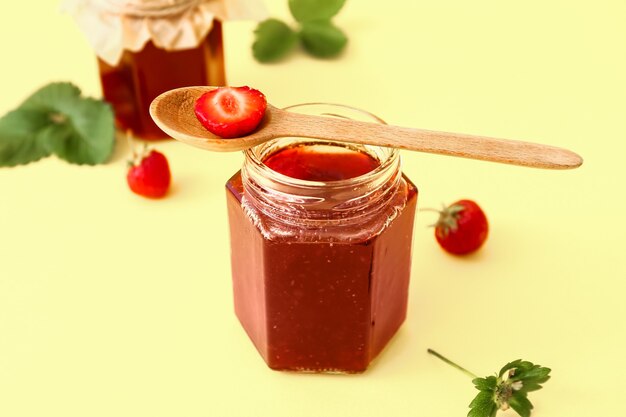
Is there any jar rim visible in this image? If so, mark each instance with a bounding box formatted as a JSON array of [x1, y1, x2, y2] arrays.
[[243, 103, 399, 189]]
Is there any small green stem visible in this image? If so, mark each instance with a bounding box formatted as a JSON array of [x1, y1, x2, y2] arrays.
[[49, 112, 67, 124], [427, 349, 479, 379]]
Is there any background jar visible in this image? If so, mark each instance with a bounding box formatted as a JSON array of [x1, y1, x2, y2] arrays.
[[225, 104, 419, 373], [65, 0, 264, 140], [97, 20, 225, 140]]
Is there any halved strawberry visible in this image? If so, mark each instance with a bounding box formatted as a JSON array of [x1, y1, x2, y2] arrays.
[[194, 86, 267, 139]]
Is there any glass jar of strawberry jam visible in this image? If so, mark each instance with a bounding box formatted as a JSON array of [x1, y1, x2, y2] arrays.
[[226, 104, 418, 373], [65, 0, 265, 140], [96, 21, 226, 140]]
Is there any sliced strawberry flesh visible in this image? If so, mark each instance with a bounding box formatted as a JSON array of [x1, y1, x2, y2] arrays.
[[194, 86, 267, 139]]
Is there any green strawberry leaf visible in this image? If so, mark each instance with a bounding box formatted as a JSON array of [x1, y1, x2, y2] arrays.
[[289, 0, 346, 23], [299, 20, 348, 58], [45, 97, 115, 165], [429, 350, 552, 417], [22, 82, 115, 164], [468, 390, 497, 417], [20, 82, 82, 110], [0, 82, 115, 166], [514, 365, 551, 382], [519, 378, 551, 393], [509, 392, 533, 417], [499, 360, 551, 393], [0, 109, 53, 167], [499, 359, 524, 377], [252, 18, 299, 62], [473, 376, 497, 391]]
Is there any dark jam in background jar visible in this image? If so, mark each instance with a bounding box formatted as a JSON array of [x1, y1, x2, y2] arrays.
[[98, 21, 225, 140], [226, 104, 418, 373]]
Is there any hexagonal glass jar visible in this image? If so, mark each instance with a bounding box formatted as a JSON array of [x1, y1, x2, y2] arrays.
[[225, 104, 418, 373]]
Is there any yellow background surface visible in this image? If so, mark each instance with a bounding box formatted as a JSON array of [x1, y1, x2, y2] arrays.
[[1, 1, 625, 416]]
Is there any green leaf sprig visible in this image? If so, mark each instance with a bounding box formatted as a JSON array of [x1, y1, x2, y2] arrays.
[[0, 82, 115, 167], [253, 0, 348, 62], [428, 349, 551, 417]]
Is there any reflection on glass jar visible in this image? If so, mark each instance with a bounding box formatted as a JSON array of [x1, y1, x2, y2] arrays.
[[226, 104, 418, 373]]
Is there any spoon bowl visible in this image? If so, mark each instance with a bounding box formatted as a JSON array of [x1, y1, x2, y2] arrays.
[[150, 86, 273, 152], [150, 86, 583, 169]]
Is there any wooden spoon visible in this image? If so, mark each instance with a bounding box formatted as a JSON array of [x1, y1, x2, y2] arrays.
[[150, 86, 582, 169]]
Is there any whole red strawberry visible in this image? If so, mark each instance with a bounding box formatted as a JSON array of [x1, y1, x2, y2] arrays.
[[127, 149, 171, 198], [194, 86, 267, 138], [433, 200, 489, 255]]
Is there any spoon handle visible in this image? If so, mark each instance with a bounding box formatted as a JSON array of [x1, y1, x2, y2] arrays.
[[276, 111, 583, 169]]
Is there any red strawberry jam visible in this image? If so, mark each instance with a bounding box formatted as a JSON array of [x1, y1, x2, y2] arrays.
[[263, 145, 380, 181], [226, 136, 417, 373]]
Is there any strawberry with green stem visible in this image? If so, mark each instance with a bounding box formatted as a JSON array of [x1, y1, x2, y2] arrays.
[[425, 199, 489, 255], [126, 135, 171, 198]]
